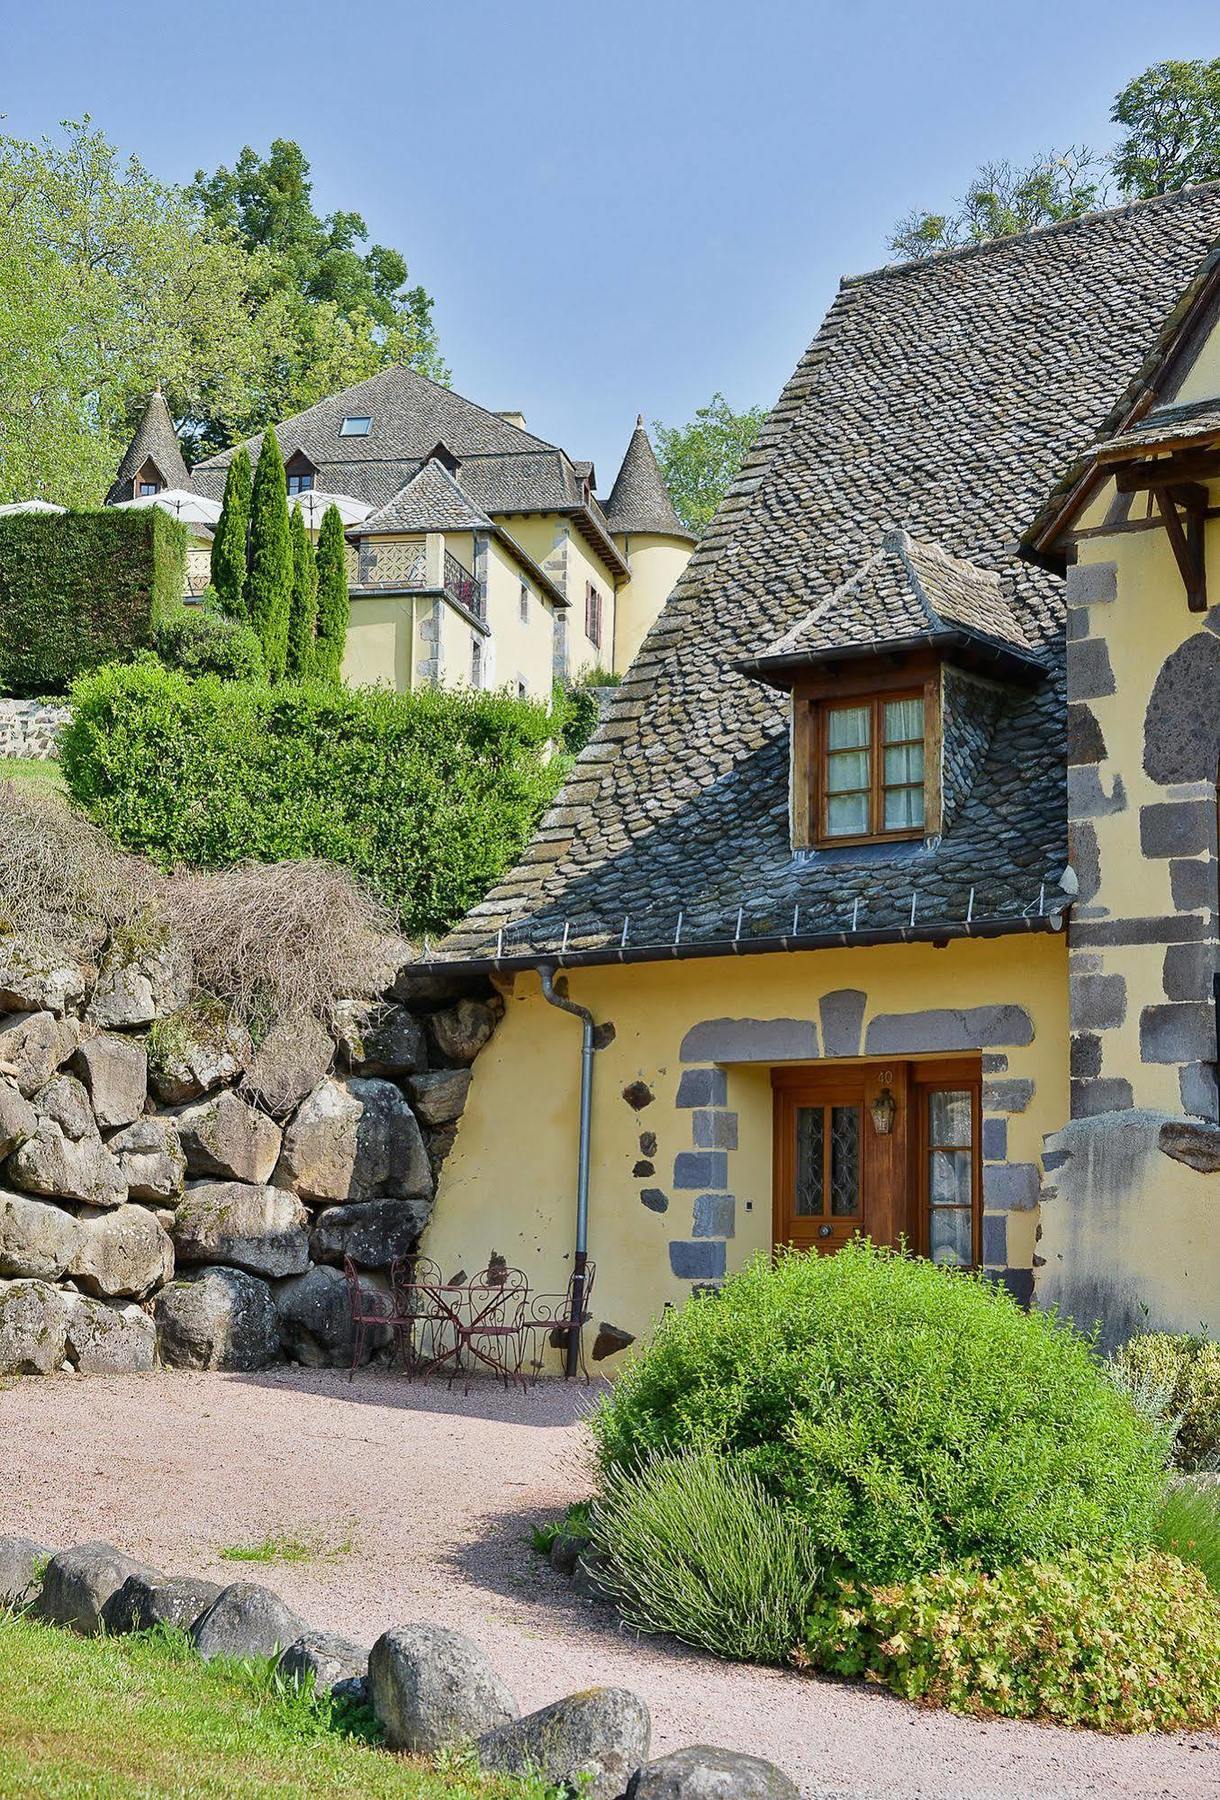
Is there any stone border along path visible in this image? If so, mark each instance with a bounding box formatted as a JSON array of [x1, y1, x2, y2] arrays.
[[2, 1371, 1217, 1798]]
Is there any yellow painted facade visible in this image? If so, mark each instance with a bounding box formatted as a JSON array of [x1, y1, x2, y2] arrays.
[[612, 533, 691, 671], [424, 935, 1068, 1354]]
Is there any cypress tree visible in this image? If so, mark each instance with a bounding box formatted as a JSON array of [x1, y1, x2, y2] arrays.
[[313, 504, 350, 684], [246, 427, 293, 681], [286, 505, 318, 680], [210, 446, 252, 619]]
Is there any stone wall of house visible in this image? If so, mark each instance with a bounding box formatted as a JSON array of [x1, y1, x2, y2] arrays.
[[0, 941, 499, 1376], [0, 700, 69, 761]]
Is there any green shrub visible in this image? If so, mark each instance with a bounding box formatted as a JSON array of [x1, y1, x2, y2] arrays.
[[248, 428, 292, 681], [211, 447, 252, 620], [0, 509, 187, 696], [1111, 1331, 1220, 1471], [529, 1500, 592, 1557], [61, 659, 561, 938], [313, 505, 349, 684], [1155, 1478, 1220, 1589], [592, 1243, 1166, 1585], [589, 1451, 822, 1664], [154, 604, 265, 681], [286, 510, 318, 680], [552, 668, 621, 756], [800, 1551, 1220, 1731]]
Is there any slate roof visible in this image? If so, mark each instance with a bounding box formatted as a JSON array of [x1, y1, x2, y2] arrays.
[[350, 458, 493, 535], [605, 417, 695, 541], [106, 390, 192, 505], [1090, 394, 1220, 458], [440, 185, 1220, 966], [740, 529, 1041, 681]]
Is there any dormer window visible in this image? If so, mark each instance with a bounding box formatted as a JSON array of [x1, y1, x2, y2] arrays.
[[138, 481, 160, 497], [287, 472, 314, 495], [822, 692, 925, 841], [339, 416, 372, 437]]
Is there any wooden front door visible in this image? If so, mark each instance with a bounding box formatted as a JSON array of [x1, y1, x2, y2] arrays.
[[772, 1059, 981, 1262]]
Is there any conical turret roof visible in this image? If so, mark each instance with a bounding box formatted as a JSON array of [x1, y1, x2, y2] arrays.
[[106, 389, 192, 505], [604, 416, 695, 541]]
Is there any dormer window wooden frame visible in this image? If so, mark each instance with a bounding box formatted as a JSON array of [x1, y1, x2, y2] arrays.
[[791, 655, 942, 850]]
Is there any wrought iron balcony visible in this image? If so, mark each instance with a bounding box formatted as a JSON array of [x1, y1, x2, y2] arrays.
[[444, 550, 485, 621]]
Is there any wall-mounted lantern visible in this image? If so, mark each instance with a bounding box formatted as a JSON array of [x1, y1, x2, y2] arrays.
[[870, 1085, 897, 1136]]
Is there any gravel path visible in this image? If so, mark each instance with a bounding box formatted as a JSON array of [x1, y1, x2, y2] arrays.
[[1, 1367, 1215, 1798]]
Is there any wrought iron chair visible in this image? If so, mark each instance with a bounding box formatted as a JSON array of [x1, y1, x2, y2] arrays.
[[445, 1262, 530, 1391], [519, 1260, 597, 1383], [388, 1255, 452, 1376], [342, 1256, 405, 1381]]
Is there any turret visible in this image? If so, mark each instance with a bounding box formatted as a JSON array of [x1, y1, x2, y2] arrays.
[[106, 388, 192, 506], [605, 415, 694, 671]]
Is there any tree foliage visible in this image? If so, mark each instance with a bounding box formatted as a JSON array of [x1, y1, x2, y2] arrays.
[[313, 505, 350, 684], [286, 506, 318, 680], [889, 57, 1220, 259], [211, 447, 252, 619], [246, 429, 292, 681], [653, 394, 767, 536]]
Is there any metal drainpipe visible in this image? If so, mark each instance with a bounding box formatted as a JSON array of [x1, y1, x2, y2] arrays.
[[538, 964, 595, 1377]]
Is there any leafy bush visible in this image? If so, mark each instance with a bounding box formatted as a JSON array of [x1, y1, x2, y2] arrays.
[[588, 1451, 822, 1664], [0, 509, 186, 696], [1111, 1331, 1220, 1471], [552, 668, 622, 756], [529, 1501, 592, 1557], [800, 1552, 1220, 1731], [61, 658, 561, 938], [154, 603, 265, 681], [592, 1243, 1166, 1585], [1155, 1479, 1220, 1589]]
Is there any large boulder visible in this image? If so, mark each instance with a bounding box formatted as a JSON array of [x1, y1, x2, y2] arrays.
[[148, 1008, 253, 1105], [276, 1078, 432, 1204], [190, 1582, 307, 1661], [108, 1117, 186, 1203], [345, 1005, 427, 1079], [368, 1624, 518, 1753], [8, 1079, 128, 1210], [32, 1073, 96, 1139], [38, 1542, 158, 1635], [274, 1262, 390, 1367], [0, 1011, 79, 1097], [0, 1276, 70, 1373], [70, 1204, 173, 1300], [0, 1191, 81, 1281], [407, 1069, 471, 1127], [277, 1631, 369, 1696], [154, 1266, 280, 1370], [71, 1034, 147, 1130], [242, 1014, 333, 1117], [0, 1535, 51, 1607], [627, 1748, 801, 1799], [478, 1687, 651, 1800], [102, 1570, 224, 1635], [308, 1198, 431, 1271], [88, 940, 191, 1028], [172, 1091, 282, 1186], [0, 939, 89, 1017], [428, 998, 496, 1066], [391, 967, 484, 1008], [0, 1079, 36, 1157], [173, 1182, 309, 1278], [64, 1295, 157, 1372]]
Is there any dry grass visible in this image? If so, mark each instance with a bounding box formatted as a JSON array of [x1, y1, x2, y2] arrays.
[[0, 780, 403, 1027]]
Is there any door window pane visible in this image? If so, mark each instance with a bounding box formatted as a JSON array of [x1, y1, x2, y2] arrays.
[[930, 1148, 972, 1206], [929, 1090, 972, 1144], [795, 1107, 825, 1216], [830, 1105, 861, 1216], [929, 1207, 973, 1267]]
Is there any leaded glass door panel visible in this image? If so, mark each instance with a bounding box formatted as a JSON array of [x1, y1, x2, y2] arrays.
[[773, 1073, 868, 1254]]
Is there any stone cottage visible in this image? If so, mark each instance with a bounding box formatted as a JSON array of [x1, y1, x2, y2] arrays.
[[421, 184, 1220, 1355]]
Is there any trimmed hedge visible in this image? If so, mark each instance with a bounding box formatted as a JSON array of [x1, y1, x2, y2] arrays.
[[0, 509, 187, 697], [592, 1243, 1167, 1585], [61, 658, 561, 937], [801, 1551, 1220, 1731], [153, 603, 265, 681]]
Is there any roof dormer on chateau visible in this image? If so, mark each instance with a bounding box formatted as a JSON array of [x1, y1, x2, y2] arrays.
[[105, 369, 693, 701]]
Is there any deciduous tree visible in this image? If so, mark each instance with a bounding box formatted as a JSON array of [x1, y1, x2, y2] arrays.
[[653, 395, 767, 537]]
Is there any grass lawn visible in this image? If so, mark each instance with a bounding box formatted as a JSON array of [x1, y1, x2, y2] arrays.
[[0, 1615, 559, 1800], [0, 756, 64, 790]]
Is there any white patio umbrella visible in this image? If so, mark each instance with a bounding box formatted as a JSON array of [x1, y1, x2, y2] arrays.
[[0, 498, 66, 515], [113, 488, 222, 527], [288, 489, 372, 528]]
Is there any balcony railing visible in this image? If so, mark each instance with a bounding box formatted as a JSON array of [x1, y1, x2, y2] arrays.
[[356, 537, 484, 620], [444, 550, 484, 621]]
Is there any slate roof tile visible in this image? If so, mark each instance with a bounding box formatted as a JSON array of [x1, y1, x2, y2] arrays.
[[106, 391, 192, 505], [605, 417, 695, 541]]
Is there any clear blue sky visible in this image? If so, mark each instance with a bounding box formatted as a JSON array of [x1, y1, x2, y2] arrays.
[[3, 1, 1217, 483]]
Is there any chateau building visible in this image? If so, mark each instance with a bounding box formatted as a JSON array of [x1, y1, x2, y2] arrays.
[[108, 372, 693, 700]]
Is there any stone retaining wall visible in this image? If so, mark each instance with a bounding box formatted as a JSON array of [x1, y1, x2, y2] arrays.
[[0, 699, 69, 761], [0, 940, 499, 1375]]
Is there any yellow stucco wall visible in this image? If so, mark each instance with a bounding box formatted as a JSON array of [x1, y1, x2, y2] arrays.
[[344, 595, 415, 691], [482, 541, 555, 701], [508, 515, 618, 677], [612, 533, 690, 672], [424, 933, 1068, 1359]]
